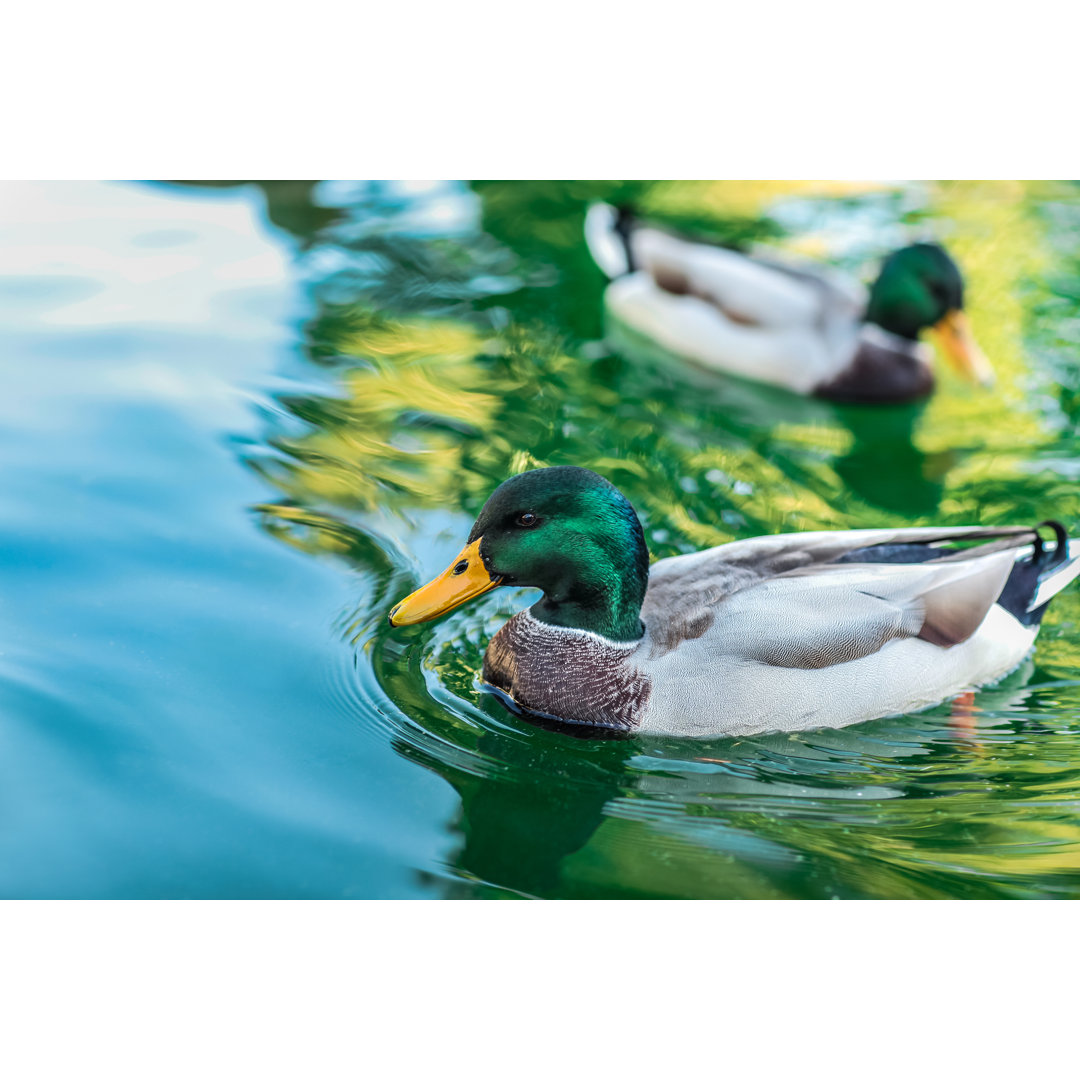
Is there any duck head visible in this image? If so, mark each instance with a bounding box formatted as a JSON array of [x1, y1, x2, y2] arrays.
[[866, 243, 993, 387], [389, 466, 649, 642]]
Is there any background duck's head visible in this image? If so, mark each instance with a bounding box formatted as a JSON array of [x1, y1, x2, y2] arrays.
[[389, 466, 649, 641], [866, 243, 994, 386]]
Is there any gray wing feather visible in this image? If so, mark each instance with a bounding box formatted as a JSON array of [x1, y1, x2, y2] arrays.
[[643, 528, 1028, 666], [716, 577, 923, 669], [648, 525, 1031, 585]]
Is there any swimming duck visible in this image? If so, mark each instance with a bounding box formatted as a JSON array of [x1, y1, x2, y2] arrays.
[[389, 467, 1078, 737], [584, 204, 994, 402]]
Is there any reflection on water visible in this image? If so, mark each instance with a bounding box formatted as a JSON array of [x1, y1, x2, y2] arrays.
[[3, 180, 1080, 897]]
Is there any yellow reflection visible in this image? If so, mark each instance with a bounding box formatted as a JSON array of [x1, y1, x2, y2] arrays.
[[918, 181, 1049, 480], [265, 310, 504, 513], [644, 180, 890, 220]]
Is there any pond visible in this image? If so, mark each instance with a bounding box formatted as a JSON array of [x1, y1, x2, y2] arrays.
[[3, 179, 1080, 898]]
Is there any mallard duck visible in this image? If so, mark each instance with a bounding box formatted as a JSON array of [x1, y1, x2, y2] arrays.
[[389, 467, 1078, 738], [584, 204, 994, 402]]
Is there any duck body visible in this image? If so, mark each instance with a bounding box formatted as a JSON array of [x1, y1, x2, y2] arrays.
[[484, 526, 1073, 737], [585, 204, 990, 401], [390, 468, 1078, 739]]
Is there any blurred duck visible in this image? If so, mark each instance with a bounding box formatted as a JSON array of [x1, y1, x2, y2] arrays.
[[585, 204, 994, 402], [390, 467, 1078, 738]]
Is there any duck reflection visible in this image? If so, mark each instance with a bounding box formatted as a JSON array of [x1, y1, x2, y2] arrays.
[[394, 698, 1024, 900], [430, 720, 634, 898], [830, 401, 954, 516], [606, 323, 953, 516]]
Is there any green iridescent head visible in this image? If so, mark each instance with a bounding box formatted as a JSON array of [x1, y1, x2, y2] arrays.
[[389, 467, 649, 642], [865, 243, 993, 384], [866, 243, 963, 338]]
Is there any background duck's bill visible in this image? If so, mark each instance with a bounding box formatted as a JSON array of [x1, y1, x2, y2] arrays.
[[932, 309, 995, 387], [388, 538, 502, 626]]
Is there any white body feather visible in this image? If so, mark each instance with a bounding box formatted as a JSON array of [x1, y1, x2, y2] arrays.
[[637, 603, 1036, 736], [606, 271, 857, 393]]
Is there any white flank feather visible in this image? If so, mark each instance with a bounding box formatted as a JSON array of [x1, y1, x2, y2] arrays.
[[1030, 540, 1080, 611]]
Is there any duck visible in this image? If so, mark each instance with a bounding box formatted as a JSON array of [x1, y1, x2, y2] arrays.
[[389, 466, 1079, 738], [584, 203, 994, 402]]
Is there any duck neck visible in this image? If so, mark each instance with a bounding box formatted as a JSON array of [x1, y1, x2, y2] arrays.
[[529, 531, 649, 643]]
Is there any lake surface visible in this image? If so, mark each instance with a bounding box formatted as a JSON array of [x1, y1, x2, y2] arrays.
[[3, 179, 1080, 898]]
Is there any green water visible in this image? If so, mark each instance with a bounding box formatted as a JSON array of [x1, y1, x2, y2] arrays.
[[4, 180, 1080, 898]]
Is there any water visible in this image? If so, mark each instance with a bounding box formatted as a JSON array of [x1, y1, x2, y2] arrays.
[[3, 179, 1080, 899]]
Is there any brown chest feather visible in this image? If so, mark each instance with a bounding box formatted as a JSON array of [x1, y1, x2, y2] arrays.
[[815, 338, 934, 403], [482, 614, 651, 732]]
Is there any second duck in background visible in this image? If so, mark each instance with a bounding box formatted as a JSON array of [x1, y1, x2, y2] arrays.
[[585, 203, 994, 403]]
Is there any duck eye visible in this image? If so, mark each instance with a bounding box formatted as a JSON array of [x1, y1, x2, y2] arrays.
[[516, 512, 538, 528]]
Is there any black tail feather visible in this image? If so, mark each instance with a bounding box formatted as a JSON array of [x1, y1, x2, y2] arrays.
[[837, 521, 1075, 628], [998, 521, 1072, 625], [613, 204, 637, 273]]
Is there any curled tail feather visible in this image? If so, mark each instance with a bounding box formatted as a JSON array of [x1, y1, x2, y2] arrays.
[[997, 521, 1079, 624]]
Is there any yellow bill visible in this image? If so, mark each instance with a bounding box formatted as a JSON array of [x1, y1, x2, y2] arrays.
[[388, 538, 502, 626], [931, 309, 994, 387]]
